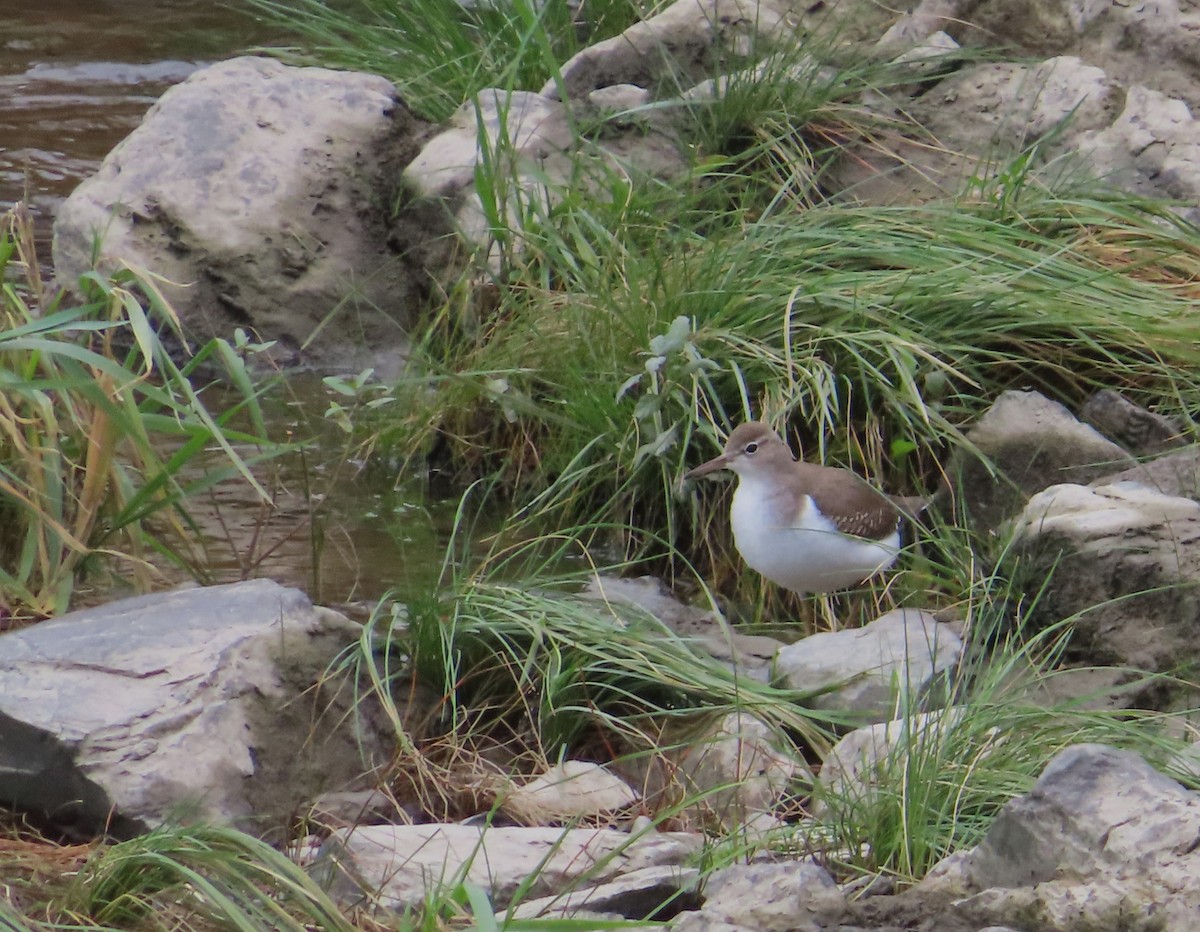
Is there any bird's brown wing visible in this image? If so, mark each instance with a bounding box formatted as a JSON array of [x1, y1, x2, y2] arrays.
[[799, 464, 903, 541]]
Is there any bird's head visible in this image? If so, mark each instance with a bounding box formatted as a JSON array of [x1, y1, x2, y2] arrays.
[[685, 421, 794, 479]]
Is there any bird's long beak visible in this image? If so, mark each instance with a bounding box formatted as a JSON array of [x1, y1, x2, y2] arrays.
[[685, 452, 731, 480]]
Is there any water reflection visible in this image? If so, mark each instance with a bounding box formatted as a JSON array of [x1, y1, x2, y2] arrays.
[[0, 0, 272, 240]]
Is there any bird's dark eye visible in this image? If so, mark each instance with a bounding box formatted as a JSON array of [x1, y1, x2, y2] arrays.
[[744, 442, 759, 455]]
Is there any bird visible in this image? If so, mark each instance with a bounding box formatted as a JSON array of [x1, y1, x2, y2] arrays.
[[685, 421, 926, 595]]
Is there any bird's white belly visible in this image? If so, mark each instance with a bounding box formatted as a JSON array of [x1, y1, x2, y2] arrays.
[[730, 483, 900, 594]]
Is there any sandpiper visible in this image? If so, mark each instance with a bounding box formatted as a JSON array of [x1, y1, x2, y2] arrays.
[[686, 421, 925, 594]]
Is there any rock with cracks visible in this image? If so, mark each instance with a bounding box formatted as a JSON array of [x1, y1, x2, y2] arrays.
[[316, 823, 702, 913], [0, 579, 392, 837]]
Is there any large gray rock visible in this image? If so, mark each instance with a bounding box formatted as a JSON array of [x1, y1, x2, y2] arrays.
[[1014, 481, 1200, 677], [774, 608, 962, 722], [811, 744, 1200, 930], [1072, 84, 1200, 210], [948, 390, 1136, 530], [965, 745, 1200, 888], [53, 56, 426, 371], [0, 580, 392, 836], [912, 57, 1120, 154], [316, 822, 703, 913], [930, 744, 1200, 931], [832, 0, 1200, 216]]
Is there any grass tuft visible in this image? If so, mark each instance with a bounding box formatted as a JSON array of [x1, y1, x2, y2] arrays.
[[0, 205, 283, 618]]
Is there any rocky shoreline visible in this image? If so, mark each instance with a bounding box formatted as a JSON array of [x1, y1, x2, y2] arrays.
[[16, 0, 1200, 927]]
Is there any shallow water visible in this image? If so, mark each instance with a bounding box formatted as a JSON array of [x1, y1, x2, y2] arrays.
[[1, 0, 274, 248], [2, 2, 472, 608]]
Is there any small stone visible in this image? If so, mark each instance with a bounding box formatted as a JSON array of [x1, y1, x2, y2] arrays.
[[503, 760, 639, 824], [1080, 389, 1185, 456]]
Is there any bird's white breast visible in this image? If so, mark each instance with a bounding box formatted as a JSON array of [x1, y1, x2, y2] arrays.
[[730, 475, 900, 594]]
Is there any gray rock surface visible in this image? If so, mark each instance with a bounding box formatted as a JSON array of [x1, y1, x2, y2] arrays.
[[774, 608, 962, 722], [948, 389, 1136, 530], [817, 708, 963, 807], [912, 56, 1120, 154], [512, 864, 701, 920], [952, 0, 1200, 112], [939, 744, 1200, 931], [401, 85, 686, 275], [316, 822, 702, 913], [1079, 390, 1187, 457], [781, 744, 1200, 930], [672, 861, 846, 932], [671, 712, 803, 832], [1098, 444, 1200, 501], [53, 56, 425, 371], [546, 0, 793, 100], [1014, 481, 1200, 676], [502, 760, 639, 825], [0, 579, 391, 836], [834, 0, 1200, 220]]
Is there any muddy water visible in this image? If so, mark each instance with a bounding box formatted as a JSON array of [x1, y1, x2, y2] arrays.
[[183, 377, 463, 608], [1, 0, 274, 248], [3, 2, 471, 607]]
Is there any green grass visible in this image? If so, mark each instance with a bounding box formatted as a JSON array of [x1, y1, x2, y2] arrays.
[[381, 171, 1200, 608], [244, 0, 652, 122], [57, 824, 353, 931], [270, 7, 1200, 605], [0, 206, 283, 617]]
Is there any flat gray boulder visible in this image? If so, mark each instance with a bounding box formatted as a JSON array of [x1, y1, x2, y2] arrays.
[[316, 823, 702, 913], [773, 608, 962, 722], [53, 56, 426, 371], [0, 579, 393, 836]]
